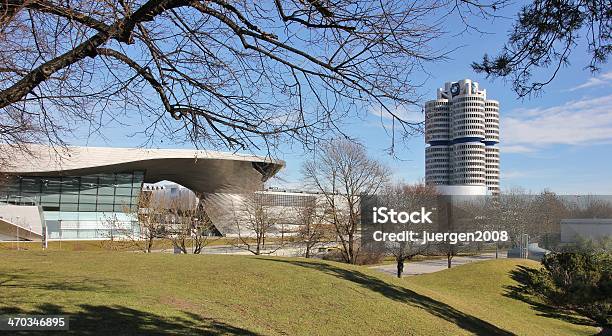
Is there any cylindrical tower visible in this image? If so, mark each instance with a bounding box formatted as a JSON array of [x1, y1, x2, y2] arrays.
[[484, 146, 500, 193], [484, 100, 500, 194], [425, 99, 451, 185], [425, 145, 450, 185], [449, 79, 486, 186], [451, 142, 486, 185], [425, 79, 500, 195]]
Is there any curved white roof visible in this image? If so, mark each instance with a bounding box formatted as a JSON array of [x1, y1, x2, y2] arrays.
[[2, 145, 284, 193]]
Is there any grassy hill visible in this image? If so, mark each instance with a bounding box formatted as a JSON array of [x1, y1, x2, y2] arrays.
[[0, 251, 598, 335]]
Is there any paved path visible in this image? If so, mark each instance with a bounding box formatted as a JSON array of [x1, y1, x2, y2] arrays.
[[154, 243, 335, 257], [371, 252, 506, 277]]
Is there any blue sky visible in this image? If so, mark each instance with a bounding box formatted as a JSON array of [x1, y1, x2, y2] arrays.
[[68, 3, 612, 194], [271, 4, 612, 194]]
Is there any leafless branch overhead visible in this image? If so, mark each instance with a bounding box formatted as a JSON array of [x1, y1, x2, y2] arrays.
[[0, 0, 506, 152]]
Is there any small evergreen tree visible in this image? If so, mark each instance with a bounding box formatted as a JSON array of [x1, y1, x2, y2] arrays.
[[530, 252, 611, 332]]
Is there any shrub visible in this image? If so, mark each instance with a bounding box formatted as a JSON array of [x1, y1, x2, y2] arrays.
[[531, 252, 611, 329], [321, 249, 345, 262], [355, 243, 386, 265]]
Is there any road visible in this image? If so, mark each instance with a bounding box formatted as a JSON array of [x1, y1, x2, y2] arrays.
[[371, 252, 506, 277]]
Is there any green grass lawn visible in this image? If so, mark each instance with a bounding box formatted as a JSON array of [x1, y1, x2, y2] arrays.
[[0, 237, 267, 252], [0, 251, 598, 335]]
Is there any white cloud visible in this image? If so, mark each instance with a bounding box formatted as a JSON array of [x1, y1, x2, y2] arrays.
[[502, 145, 535, 154], [568, 71, 612, 91], [501, 170, 527, 179], [502, 94, 612, 151], [369, 105, 424, 123]]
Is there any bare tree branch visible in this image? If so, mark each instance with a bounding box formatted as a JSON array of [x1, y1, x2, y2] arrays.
[[0, 0, 507, 154]]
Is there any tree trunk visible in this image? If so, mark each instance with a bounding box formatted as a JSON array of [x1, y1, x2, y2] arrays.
[[193, 239, 203, 254], [147, 237, 153, 253], [447, 253, 452, 268], [348, 233, 355, 264], [397, 260, 404, 278]]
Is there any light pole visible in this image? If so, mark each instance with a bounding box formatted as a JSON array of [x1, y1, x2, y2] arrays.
[[58, 219, 62, 251], [16, 216, 20, 251], [43, 224, 48, 250], [192, 218, 199, 254]]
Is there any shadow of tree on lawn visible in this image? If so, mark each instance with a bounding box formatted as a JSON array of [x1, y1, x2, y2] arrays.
[[0, 303, 262, 336], [0, 269, 262, 335], [260, 258, 514, 336], [0, 269, 122, 294]]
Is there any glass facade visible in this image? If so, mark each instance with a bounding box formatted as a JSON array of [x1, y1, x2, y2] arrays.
[[0, 171, 144, 239], [256, 193, 316, 207]]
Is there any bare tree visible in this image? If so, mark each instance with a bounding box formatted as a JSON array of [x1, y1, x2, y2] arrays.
[[495, 188, 536, 248], [435, 241, 460, 269], [480, 197, 506, 258], [434, 196, 485, 268], [100, 212, 132, 251], [0, 0, 506, 153], [303, 139, 390, 264], [476, 189, 560, 250], [296, 197, 332, 258], [381, 182, 438, 277], [231, 192, 284, 255], [570, 195, 612, 219], [529, 191, 569, 249], [103, 187, 219, 253], [134, 192, 171, 253], [164, 195, 218, 254], [100, 193, 167, 253]]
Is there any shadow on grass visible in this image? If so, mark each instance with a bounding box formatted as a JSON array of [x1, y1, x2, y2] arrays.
[[261, 258, 514, 336], [0, 270, 261, 335], [505, 265, 597, 328], [0, 303, 262, 336], [0, 270, 122, 293]]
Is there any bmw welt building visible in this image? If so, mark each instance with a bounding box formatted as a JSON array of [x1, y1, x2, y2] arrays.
[[0, 145, 283, 241]]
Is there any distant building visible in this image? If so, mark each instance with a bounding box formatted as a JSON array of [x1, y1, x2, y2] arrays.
[[257, 187, 319, 208], [507, 243, 550, 261], [142, 183, 198, 211], [206, 187, 327, 237], [560, 219, 612, 243], [425, 79, 500, 195]]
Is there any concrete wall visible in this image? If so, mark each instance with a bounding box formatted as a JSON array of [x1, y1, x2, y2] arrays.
[[0, 204, 44, 234], [0, 204, 44, 240], [560, 219, 612, 243]]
